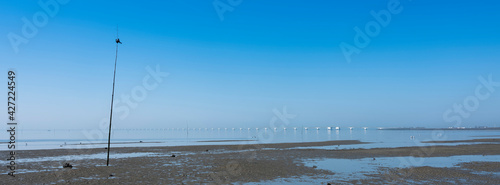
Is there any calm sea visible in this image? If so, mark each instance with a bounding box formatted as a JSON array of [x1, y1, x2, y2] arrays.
[[2, 128, 498, 151]]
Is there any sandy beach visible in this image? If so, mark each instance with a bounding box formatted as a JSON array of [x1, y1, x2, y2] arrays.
[[2, 140, 500, 184]]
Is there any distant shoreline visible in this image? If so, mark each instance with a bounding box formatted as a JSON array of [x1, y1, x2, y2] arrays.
[[378, 127, 500, 130], [14, 127, 500, 131]]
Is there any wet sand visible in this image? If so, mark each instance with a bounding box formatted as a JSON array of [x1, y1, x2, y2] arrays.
[[2, 140, 500, 184], [349, 164, 500, 184]]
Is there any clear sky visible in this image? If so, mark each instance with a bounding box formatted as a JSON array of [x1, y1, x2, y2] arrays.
[[2, 0, 500, 129]]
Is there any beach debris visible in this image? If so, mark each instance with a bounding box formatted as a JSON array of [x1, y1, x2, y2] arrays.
[[109, 174, 115, 177], [63, 163, 73, 168], [171, 154, 176, 157], [312, 165, 317, 169], [139, 141, 143, 143], [373, 158, 376, 160], [206, 149, 209, 152]]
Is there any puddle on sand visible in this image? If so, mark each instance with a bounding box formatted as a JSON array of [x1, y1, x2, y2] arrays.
[[17, 152, 160, 163], [76, 175, 117, 180], [244, 175, 332, 185], [250, 155, 500, 184], [16, 151, 199, 174], [16, 165, 71, 174], [303, 155, 500, 181]]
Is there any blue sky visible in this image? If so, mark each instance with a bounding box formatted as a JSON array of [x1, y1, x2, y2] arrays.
[[2, 0, 500, 129]]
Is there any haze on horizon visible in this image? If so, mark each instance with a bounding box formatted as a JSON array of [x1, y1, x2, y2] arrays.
[[2, 0, 500, 130]]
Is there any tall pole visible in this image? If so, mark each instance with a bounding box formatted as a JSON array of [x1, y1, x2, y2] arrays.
[[107, 27, 120, 166]]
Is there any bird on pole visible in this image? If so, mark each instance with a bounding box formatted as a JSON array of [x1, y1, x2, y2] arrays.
[[107, 26, 121, 166]]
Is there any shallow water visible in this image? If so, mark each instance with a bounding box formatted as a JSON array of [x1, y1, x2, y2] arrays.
[[3, 129, 499, 183], [1, 129, 499, 151], [248, 155, 500, 184], [303, 155, 500, 180], [14, 151, 196, 174], [17, 152, 159, 163]]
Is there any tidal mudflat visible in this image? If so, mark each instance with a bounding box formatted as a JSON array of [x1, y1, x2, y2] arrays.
[[2, 139, 500, 184]]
